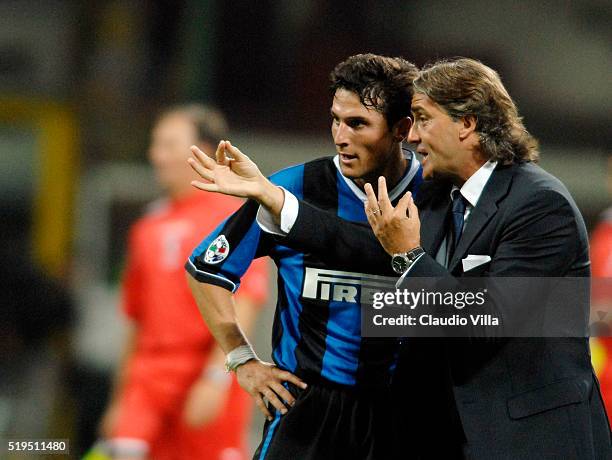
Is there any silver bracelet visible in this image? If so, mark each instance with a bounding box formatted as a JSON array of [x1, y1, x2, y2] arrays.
[[224, 344, 258, 372]]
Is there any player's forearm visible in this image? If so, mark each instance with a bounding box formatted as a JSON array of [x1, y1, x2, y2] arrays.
[[187, 275, 250, 353], [200, 297, 259, 373]]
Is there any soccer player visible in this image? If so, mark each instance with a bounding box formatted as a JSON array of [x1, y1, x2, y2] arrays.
[[185, 54, 422, 459], [100, 104, 269, 460]]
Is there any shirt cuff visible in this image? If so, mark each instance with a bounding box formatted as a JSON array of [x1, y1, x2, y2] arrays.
[[256, 187, 299, 236], [395, 252, 426, 288]]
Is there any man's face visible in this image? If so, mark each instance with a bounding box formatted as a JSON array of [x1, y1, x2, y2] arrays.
[[408, 93, 467, 181], [331, 89, 398, 184], [149, 113, 203, 195]]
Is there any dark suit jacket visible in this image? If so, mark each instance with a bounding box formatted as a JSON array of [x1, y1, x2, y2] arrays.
[[279, 162, 611, 459]]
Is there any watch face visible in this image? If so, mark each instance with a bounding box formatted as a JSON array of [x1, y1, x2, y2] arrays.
[[392, 255, 409, 274]]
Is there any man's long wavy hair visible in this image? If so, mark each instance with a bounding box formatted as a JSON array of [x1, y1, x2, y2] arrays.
[[413, 58, 539, 164]]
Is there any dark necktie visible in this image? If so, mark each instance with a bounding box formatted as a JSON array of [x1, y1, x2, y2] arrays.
[[448, 190, 468, 261]]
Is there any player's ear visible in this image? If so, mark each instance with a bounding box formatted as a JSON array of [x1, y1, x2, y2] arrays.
[[392, 117, 412, 143]]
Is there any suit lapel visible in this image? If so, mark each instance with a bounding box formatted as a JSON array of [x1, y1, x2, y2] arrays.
[[448, 164, 514, 272], [421, 193, 451, 255]]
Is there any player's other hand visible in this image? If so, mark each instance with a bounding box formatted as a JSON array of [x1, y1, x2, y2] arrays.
[[189, 140, 266, 199], [235, 359, 307, 420]]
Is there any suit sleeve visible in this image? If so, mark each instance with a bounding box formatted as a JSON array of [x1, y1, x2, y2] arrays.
[[280, 200, 393, 274]]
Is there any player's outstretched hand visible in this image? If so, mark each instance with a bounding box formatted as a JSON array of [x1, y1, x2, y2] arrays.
[[364, 176, 421, 255], [188, 140, 267, 199], [235, 359, 307, 420]]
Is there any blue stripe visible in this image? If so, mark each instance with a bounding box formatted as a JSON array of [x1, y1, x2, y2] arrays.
[[270, 162, 305, 374], [258, 411, 282, 460], [269, 163, 305, 191], [273, 251, 304, 372], [320, 302, 360, 385], [219, 220, 262, 278]]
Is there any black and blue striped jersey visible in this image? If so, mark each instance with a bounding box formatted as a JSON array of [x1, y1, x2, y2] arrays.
[[186, 152, 423, 388]]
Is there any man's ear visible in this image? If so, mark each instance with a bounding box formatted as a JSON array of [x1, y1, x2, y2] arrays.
[[392, 117, 412, 142], [459, 115, 477, 141]]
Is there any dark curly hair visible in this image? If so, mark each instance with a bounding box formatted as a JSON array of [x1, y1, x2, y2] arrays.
[[330, 54, 419, 129], [413, 58, 539, 164]]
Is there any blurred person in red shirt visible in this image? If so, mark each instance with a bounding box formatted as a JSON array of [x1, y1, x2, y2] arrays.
[[99, 104, 269, 460], [590, 156, 612, 424]]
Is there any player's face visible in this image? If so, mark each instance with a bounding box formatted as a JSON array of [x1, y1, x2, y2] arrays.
[[408, 93, 468, 182], [149, 113, 203, 196], [331, 89, 399, 186]]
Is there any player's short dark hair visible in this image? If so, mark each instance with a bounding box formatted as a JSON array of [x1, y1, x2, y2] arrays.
[[414, 58, 539, 163], [157, 103, 229, 146], [329, 54, 419, 129]]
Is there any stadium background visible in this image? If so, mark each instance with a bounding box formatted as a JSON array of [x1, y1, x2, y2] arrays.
[[0, 1, 610, 458]]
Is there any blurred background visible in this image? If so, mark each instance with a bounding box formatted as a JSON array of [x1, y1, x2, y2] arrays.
[[0, 0, 610, 458]]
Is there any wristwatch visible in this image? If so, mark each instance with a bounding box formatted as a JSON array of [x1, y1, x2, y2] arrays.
[[391, 246, 425, 275]]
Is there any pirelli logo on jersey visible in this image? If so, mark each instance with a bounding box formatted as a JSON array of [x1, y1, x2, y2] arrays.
[[302, 267, 396, 305]]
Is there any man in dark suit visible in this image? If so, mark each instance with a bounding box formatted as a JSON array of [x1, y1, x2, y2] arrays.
[[188, 58, 611, 458]]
